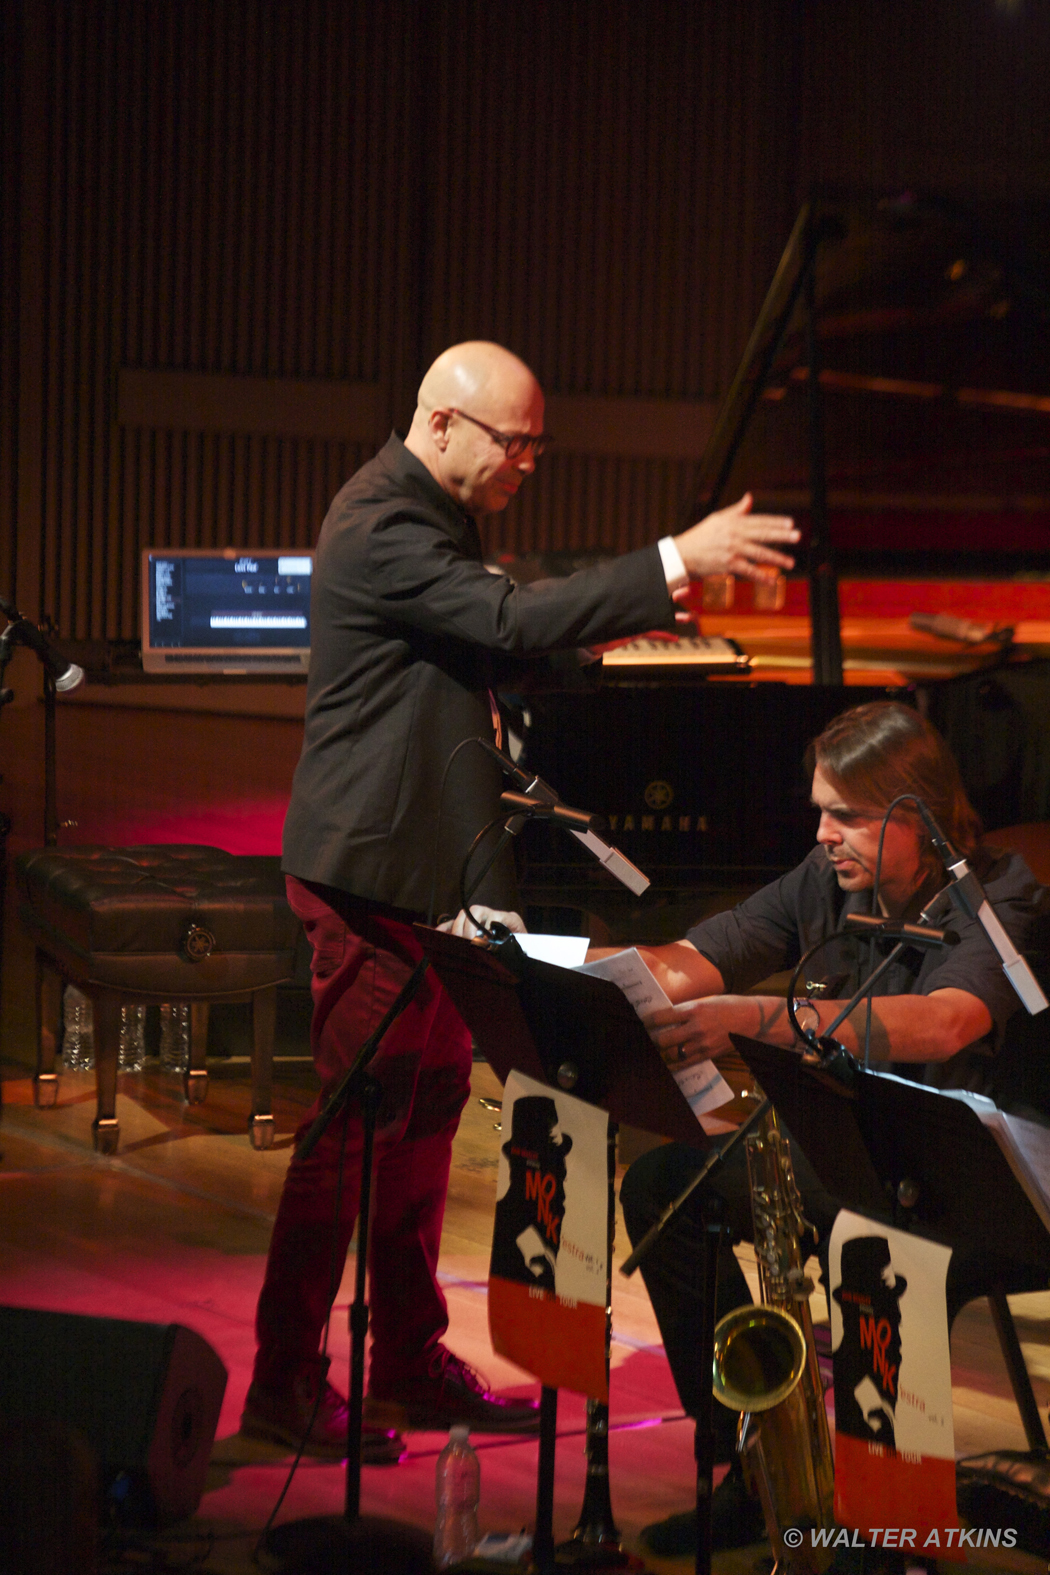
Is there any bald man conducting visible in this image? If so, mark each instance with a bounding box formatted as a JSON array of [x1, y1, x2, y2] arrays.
[[242, 342, 797, 1464]]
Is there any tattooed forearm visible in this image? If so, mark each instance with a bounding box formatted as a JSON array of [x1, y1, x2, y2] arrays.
[[753, 997, 789, 1041]]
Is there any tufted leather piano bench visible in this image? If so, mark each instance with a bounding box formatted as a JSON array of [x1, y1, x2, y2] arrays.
[[16, 845, 303, 1154]]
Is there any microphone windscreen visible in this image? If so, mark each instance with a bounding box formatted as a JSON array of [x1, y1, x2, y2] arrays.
[[55, 663, 85, 693]]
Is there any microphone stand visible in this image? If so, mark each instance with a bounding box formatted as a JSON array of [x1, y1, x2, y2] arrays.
[[0, 598, 81, 1126], [262, 859, 511, 1573], [43, 670, 59, 847], [0, 612, 15, 1128], [0, 594, 85, 846], [265, 782, 627, 1573], [618, 1098, 770, 1575]]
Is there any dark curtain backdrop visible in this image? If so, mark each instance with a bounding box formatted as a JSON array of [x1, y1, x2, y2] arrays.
[[2, 0, 1048, 639]]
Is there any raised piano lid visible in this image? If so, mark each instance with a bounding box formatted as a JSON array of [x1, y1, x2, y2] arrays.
[[693, 190, 1050, 571]]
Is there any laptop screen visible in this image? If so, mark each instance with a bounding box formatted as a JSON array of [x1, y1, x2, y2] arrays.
[[141, 548, 314, 674]]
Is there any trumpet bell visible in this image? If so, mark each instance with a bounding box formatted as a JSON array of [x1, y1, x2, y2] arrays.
[[712, 1304, 807, 1413]]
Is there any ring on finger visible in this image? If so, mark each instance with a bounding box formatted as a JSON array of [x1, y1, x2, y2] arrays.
[[677, 1045, 687, 1062]]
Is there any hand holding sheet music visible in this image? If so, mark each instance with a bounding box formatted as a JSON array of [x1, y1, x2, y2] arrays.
[[545, 944, 735, 1120]]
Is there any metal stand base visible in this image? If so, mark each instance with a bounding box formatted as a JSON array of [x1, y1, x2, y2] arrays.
[[553, 1543, 633, 1569], [92, 1115, 120, 1154], [249, 1111, 276, 1149], [33, 1071, 59, 1107], [261, 1512, 434, 1574]]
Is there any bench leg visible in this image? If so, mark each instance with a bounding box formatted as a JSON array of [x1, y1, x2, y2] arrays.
[[92, 992, 121, 1154], [249, 985, 276, 1150], [34, 952, 62, 1109], [183, 1003, 210, 1103]]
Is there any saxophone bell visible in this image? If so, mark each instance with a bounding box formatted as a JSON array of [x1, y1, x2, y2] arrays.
[[712, 1304, 808, 1414]]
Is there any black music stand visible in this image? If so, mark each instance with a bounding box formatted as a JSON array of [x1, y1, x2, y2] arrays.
[[731, 1035, 1050, 1452], [418, 927, 708, 1150], [418, 928, 710, 1574]]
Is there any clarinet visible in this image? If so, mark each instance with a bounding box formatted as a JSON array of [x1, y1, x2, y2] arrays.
[[571, 1398, 620, 1547], [569, 1124, 622, 1552]]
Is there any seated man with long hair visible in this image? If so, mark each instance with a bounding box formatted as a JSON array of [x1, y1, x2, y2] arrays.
[[609, 702, 1047, 1554]]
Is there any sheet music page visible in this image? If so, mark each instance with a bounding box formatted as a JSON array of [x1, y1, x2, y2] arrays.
[[871, 1071, 1050, 1237], [515, 934, 590, 967], [576, 949, 733, 1118], [946, 1098, 1050, 1237], [576, 947, 671, 1015], [981, 1111, 1050, 1237]]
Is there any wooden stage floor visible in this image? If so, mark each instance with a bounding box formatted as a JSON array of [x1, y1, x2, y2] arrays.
[[0, 1055, 1048, 1574]]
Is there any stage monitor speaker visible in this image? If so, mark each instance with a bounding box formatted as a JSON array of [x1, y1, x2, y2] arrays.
[[0, 1305, 227, 1525]]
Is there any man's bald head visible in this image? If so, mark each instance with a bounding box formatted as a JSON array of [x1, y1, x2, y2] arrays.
[[416, 341, 539, 416], [405, 341, 545, 518]]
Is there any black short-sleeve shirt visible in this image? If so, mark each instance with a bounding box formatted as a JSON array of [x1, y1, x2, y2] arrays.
[[685, 844, 1048, 1091]]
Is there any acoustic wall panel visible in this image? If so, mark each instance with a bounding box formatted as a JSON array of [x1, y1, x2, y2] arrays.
[[12, 0, 418, 637], [0, 1, 20, 606]]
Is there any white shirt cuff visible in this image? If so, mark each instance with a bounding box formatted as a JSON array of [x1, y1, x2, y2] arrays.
[[657, 535, 689, 592]]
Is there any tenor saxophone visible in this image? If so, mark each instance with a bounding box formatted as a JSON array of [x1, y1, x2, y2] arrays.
[[712, 1108, 835, 1575]]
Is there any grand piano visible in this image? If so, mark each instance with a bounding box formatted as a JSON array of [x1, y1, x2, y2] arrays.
[[512, 192, 1050, 933], [514, 200, 1050, 1495]]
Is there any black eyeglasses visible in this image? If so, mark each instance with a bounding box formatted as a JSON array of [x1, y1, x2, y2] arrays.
[[450, 408, 553, 460]]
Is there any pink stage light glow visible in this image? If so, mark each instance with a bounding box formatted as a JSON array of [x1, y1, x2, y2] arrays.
[[76, 797, 289, 857]]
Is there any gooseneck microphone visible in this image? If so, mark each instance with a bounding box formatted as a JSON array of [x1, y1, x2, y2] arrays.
[[842, 912, 957, 949], [476, 736, 561, 804], [498, 790, 604, 832], [477, 736, 651, 895], [914, 801, 1047, 1015]]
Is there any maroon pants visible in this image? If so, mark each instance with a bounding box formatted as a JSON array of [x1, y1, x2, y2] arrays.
[[253, 877, 472, 1392]]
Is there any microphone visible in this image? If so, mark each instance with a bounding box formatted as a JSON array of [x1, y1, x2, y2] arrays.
[[915, 801, 1048, 1015], [842, 913, 958, 950], [477, 736, 651, 896], [477, 736, 559, 803], [4, 615, 85, 692], [498, 790, 604, 833]]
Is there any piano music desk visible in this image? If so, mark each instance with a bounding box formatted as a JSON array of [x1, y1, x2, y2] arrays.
[[608, 576, 1050, 687], [717, 614, 1050, 686], [605, 616, 1050, 688]]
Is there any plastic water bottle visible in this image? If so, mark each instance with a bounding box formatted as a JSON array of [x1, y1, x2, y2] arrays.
[[433, 1425, 480, 1568], [159, 1003, 191, 1072], [118, 1004, 147, 1071], [62, 985, 94, 1071]]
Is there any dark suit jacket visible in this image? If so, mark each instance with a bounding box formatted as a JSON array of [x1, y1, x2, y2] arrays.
[[282, 433, 675, 917]]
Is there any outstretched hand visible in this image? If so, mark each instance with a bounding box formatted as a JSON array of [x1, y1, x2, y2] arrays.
[[673, 493, 798, 583]]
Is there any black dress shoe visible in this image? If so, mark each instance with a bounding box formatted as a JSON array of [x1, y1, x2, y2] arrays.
[[366, 1346, 540, 1434], [241, 1375, 405, 1464], [640, 1465, 766, 1555]]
